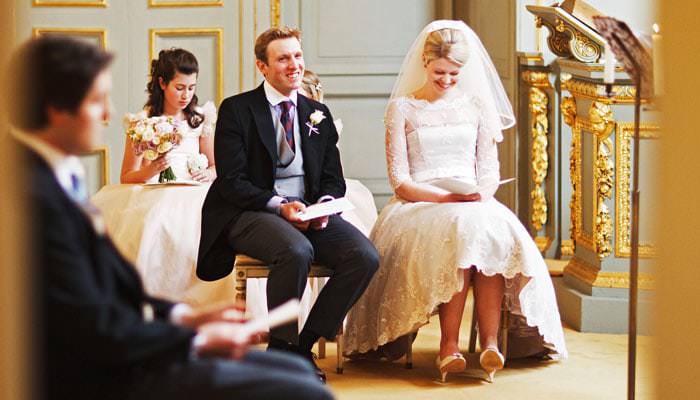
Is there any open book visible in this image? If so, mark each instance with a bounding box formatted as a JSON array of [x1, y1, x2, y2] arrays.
[[297, 197, 355, 221], [430, 177, 515, 195]]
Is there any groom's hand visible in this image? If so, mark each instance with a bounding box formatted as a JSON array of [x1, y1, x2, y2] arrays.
[[280, 201, 310, 231], [309, 216, 329, 230]]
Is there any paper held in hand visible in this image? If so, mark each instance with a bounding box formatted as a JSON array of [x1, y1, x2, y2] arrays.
[[430, 177, 516, 195], [297, 197, 355, 221], [225, 299, 301, 343]]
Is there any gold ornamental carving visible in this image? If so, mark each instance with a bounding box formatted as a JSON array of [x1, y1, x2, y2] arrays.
[[561, 96, 578, 254], [589, 101, 615, 138], [615, 123, 660, 258], [562, 78, 643, 104], [538, 18, 601, 62], [589, 100, 615, 259], [521, 71, 550, 88], [529, 87, 549, 231], [561, 96, 577, 126], [564, 257, 655, 290], [570, 29, 601, 62]]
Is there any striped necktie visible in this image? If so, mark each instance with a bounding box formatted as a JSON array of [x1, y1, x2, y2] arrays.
[[279, 100, 295, 153]]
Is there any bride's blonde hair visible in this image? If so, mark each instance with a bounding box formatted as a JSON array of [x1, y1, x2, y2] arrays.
[[423, 28, 469, 66]]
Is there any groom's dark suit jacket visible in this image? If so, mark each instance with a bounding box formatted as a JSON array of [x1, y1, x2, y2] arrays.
[[23, 145, 195, 400], [197, 83, 345, 281]]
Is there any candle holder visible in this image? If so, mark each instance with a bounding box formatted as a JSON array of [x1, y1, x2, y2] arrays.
[[593, 16, 654, 400]]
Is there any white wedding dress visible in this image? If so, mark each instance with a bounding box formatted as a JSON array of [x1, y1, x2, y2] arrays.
[[343, 94, 567, 358], [91, 102, 233, 306]]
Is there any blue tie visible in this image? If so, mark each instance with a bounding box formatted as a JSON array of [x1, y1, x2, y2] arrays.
[[70, 173, 87, 203]]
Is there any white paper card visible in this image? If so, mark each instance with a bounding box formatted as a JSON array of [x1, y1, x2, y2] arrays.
[[431, 177, 515, 195], [231, 299, 300, 343], [297, 197, 355, 221]]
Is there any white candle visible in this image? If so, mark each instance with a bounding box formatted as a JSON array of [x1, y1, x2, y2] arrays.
[[653, 24, 663, 96], [604, 43, 616, 84]]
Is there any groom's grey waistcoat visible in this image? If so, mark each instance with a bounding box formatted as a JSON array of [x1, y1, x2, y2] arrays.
[[273, 106, 305, 199]]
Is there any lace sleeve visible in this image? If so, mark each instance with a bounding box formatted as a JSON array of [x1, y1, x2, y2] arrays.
[[200, 101, 217, 137], [385, 99, 412, 190], [475, 98, 503, 200]]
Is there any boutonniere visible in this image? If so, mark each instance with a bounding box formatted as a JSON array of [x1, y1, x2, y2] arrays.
[[306, 110, 326, 136]]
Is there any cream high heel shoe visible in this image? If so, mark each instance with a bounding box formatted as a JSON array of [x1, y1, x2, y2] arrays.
[[479, 347, 504, 383], [435, 353, 466, 383]]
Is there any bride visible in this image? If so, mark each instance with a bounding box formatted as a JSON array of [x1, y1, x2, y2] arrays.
[[92, 48, 225, 305], [343, 20, 567, 382]]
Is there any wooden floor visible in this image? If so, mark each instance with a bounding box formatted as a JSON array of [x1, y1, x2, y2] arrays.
[[313, 292, 654, 400]]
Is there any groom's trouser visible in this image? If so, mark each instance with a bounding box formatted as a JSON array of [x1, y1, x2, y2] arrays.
[[227, 212, 379, 344]]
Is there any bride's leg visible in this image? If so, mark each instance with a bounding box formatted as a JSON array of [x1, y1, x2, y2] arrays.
[[437, 268, 472, 358], [473, 272, 505, 350]]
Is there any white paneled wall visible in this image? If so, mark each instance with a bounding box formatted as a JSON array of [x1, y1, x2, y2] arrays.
[[284, 0, 437, 208], [14, 0, 266, 188]]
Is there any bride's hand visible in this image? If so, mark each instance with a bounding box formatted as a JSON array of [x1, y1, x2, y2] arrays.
[[440, 192, 481, 203]]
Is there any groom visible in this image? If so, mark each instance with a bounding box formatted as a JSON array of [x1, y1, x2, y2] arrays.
[[197, 27, 378, 380]]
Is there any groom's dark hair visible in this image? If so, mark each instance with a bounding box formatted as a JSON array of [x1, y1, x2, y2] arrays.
[[254, 26, 301, 64], [6, 35, 113, 132]]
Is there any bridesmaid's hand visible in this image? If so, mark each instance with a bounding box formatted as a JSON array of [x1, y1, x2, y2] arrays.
[[440, 192, 481, 203], [143, 154, 171, 177], [191, 166, 216, 182]]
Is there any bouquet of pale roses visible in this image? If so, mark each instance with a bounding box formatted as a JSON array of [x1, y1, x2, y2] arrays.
[[124, 113, 183, 183]]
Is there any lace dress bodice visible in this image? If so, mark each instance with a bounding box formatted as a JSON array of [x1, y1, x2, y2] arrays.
[[385, 94, 504, 199]]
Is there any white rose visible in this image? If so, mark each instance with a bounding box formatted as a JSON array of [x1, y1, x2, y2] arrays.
[[143, 149, 159, 161], [157, 141, 173, 153], [309, 110, 326, 125], [141, 125, 154, 142], [187, 153, 209, 173], [155, 121, 174, 135]]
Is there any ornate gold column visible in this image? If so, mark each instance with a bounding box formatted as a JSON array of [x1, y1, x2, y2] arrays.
[[528, 3, 659, 334], [523, 70, 551, 251]]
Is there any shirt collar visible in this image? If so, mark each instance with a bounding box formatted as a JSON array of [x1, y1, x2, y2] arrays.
[[12, 128, 86, 193], [263, 80, 298, 107]]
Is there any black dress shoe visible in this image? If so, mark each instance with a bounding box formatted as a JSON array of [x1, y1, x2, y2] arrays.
[[301, 351, 327, 384], [267, 337, 296, 352]]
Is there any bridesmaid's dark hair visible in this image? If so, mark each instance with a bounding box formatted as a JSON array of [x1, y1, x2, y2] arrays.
[[145, 48, 203, 128]]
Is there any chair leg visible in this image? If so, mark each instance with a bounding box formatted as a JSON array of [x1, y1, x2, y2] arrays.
[[468, 300, 478, 353], [234, 268, 247, 306], [318, 337, 327, 359], [405, 333, 413, 369], [500, 307, 509, 365], [336, 334, 344, 374]]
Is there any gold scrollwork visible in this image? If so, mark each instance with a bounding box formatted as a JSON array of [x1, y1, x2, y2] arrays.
[[561, 239, 575, 256], [539, 19, 572, 58], [562, 78, 644, 104], [592, 106, 615, 259], [561, 96, 577, 254], [615, 123, 660, 258], [561, 96, 577, 126], [521, 71, 550, 88], [564, 256, 655, 290], [529, 87, 549, 231], [271, 0, 281, 28], [542, 18, 602, 62], [570, 29, 602, 63], [590, 101, 615, 139]]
